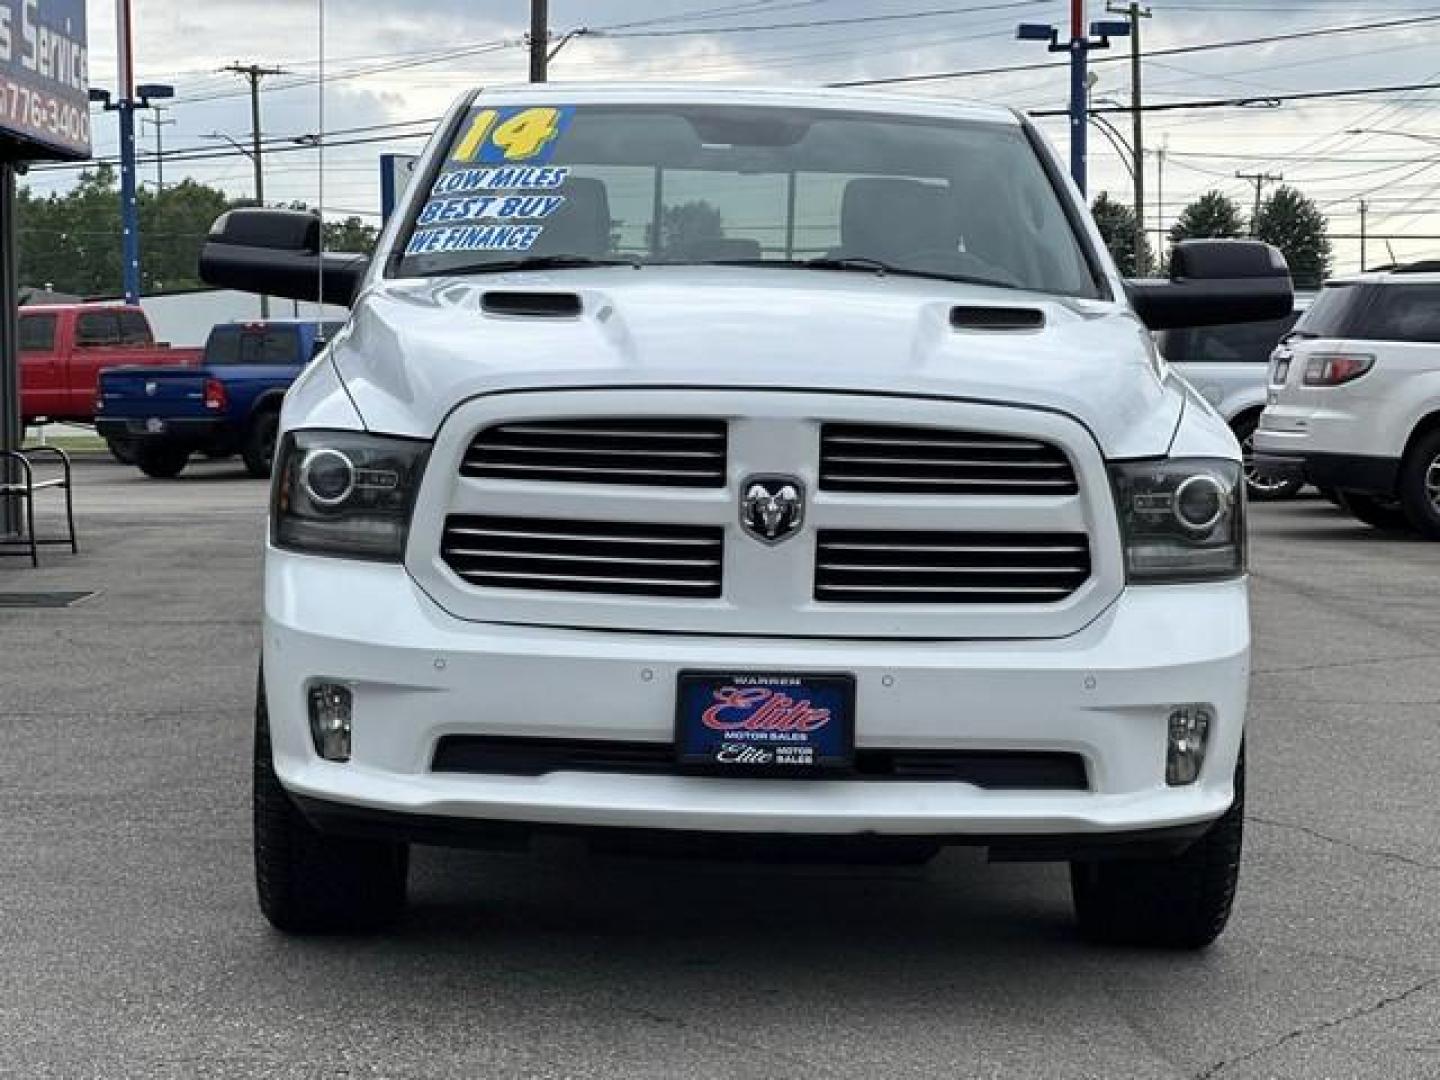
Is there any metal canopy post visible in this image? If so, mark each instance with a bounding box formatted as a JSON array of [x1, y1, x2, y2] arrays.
[[1, 159, 20, 536]]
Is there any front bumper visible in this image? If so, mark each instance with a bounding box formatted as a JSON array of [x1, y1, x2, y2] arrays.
[[263, 547, 1249, 842]]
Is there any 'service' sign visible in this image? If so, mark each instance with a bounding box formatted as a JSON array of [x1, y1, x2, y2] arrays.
[[0, 0, 89, 160]]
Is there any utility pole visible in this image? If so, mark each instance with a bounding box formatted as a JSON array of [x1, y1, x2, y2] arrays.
[[1, 162, 19, 536], [1237, 171, 1282, 236], [1144, 138, 1167, 268], [529, 0, 549, 83], [142, 105, 176, 196], [1109, 1, 1151, 273], [115, 0, 139, 304], [1018, 3, 1128, 196], [222, 63, 288, 316], [1359, 199, 1368, 272]]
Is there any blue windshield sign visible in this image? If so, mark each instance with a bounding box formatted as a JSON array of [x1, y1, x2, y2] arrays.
[[0, 0, 90, 160]]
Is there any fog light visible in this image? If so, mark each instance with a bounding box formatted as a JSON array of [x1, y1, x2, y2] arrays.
[[1166, 705, 1211, 786], [308, 683, 353, 762]]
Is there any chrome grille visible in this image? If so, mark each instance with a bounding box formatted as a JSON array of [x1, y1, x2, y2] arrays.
[[442, 516, 723, 598], [815, 530, 1090, 604], [820, 423, 1077, 495], [462, 419, 727, 487]]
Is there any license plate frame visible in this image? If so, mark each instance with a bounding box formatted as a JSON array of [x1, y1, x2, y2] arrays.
[[674, 670, 856, 775]]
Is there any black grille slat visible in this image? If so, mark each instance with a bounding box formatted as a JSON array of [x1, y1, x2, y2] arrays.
[[432, 736, 1088, 790], [816, 529, 1090, 604], [443, 516, 723, 599], [820, 423, 1078, 495], [463, 419, 727, 487]]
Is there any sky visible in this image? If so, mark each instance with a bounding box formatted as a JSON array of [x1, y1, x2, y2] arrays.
[[24, 0, 1440, 273]]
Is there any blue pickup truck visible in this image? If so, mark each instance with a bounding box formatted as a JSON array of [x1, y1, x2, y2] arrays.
[[96, 319, 341, 479]]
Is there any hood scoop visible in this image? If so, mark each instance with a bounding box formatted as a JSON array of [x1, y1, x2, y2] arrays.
[[950, 305, 1045, 332], [482, 290, 582, 318]]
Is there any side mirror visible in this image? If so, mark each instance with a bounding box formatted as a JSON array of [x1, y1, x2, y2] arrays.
[[198, 209, 370, 308], [1126, 240, 1294, 331]]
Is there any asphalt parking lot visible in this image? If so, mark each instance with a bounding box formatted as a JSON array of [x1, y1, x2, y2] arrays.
[[2, 457, 1438, 1080]]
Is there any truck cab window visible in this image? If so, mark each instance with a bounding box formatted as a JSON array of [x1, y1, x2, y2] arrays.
[[119, 311, 155, 345], [75, 312, 122, 347], [19, 314, 57, 352]]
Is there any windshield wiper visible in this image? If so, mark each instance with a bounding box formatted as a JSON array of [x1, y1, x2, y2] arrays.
[[708, 256, 1020, 291], [439, 255, 641, 275]]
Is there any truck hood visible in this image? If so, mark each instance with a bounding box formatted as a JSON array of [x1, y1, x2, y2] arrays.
[[331, 266, 1180, 458]]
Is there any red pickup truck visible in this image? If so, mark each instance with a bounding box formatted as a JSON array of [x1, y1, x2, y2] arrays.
[[19, 304, 202, 456]]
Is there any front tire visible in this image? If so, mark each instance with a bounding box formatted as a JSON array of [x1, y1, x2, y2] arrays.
[[254, 674, 409, 934], [1336, 489, 1411, 532], [1070, 752, 1244, 950], [242, 411, 280, 479], [135, 442, 189, 479], [1397, 428, 1440, 540], [1235, 414, 1302, 501]]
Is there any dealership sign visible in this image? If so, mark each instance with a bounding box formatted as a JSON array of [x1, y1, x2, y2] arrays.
[[0, 0, 90, 159]]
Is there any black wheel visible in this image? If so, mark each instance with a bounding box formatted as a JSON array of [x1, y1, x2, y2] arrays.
[[1071, 751, 1244, 950], [135, 442, 189, 479], [1234, 414, 1301, 501], [1336, 489, 1411, 532], [105, 436, 137, 465], [1397, 428, 1440, 540], [242, 411, 280, 479], [254, 673, 408, 934]]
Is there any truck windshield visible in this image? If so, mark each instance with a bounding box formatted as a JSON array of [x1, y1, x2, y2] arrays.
[[394, 103, 1102, 299]]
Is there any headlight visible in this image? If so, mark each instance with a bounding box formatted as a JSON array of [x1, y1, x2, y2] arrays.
[[1109, 458, 1245, 583], [272, 430, 430, 561]]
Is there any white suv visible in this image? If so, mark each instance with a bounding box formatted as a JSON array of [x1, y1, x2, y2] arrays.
[[200, 86, 1292, 948], [1256, 269, 1440, 534]]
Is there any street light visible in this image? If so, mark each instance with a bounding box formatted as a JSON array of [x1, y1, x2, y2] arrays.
[[204, 131, 255, 162], [89, 81, 176, 304], [1016, 5, 1128, 194]]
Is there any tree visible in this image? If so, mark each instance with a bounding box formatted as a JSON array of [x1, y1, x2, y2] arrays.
[[646, 200, 723, 257], [1253, 185, 1333, 288], [323, 216, 380, 254], [17, 168, 237, 296], [139, 178, 233, 293], [1091, 192, 1153, 276], [283, 204, 380, 254], [1169, 191, 1246, 246]]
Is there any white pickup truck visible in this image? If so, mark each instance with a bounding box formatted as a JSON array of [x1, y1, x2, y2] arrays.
[[200, 85, 1292, 948]]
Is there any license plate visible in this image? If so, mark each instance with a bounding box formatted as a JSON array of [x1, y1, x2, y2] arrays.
[[145, 418, 166, 434], [675, 671, 855, 773]]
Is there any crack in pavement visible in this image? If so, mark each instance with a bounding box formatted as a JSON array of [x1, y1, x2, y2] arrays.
[[1252, 651, 1440, 677], [1194, 974, 1440, 1079], [1252, 696, 1440, 707], [1251, 815, 1440, 873]]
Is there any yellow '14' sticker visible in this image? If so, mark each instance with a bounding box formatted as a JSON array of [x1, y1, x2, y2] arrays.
[[452, 106, 572, 165]]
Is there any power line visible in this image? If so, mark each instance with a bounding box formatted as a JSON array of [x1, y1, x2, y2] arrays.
[[599, 1, 1048, 38], [831, 12, 1440, 87], [1033, 80, 1440, 118]]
